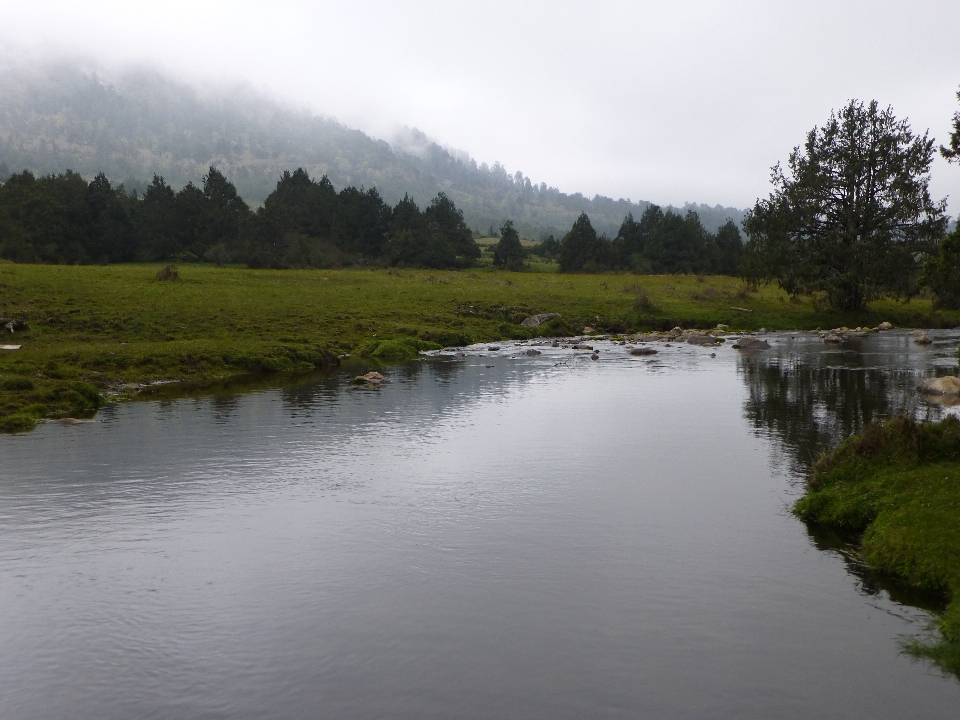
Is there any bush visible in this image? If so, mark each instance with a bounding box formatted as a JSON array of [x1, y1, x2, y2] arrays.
[[1, 377, 35, 391], [156, 265, 179, 281]]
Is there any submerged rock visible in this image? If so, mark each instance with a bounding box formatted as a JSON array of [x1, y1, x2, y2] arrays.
[[736, 337, 771, 351], [629, 347, 658, 356], [918, 376, 960, 395], [913, 332, 932, 345], [524, 349, 542, 356], [590, 353, 599, 361], [353, 371, 388, 387]]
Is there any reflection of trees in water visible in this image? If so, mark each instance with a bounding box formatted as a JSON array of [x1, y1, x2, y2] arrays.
[[739, 353, 944, 478], [280, 369, 357, 411]]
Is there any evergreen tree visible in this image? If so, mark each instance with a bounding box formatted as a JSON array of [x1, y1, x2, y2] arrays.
[[492, 220, 526, 270], [558, 212, 603, 272], [742, 99, 946, 310]]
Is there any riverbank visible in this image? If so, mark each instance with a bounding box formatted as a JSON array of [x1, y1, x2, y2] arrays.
[[795, 416, 960, 675], [3, 262, 960, 432]]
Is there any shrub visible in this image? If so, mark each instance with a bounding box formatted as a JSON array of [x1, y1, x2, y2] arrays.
[[156, 265, 179, 281]]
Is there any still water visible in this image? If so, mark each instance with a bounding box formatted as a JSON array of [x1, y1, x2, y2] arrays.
[[2, 331, 960, 719]]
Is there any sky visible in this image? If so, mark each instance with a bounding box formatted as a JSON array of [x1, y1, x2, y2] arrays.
[[3, 0, 960, 213]]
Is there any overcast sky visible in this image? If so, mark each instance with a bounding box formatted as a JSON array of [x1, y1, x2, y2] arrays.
[[4, 0, 960, 212]]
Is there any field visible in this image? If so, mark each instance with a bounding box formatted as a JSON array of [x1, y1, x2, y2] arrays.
[[2, 261, 960, 431]]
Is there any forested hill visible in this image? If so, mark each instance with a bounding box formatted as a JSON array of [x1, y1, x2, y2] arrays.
[[0, 63, 747, 239]]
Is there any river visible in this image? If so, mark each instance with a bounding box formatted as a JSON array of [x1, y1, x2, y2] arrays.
[[2, 330, 959, 718]]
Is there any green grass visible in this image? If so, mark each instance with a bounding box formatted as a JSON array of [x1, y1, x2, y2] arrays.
[[2, 261, 959, 432], [796, 416, 960, 676]]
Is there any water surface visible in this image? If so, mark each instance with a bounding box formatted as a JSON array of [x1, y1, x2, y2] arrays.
[[2, 331, 960, 718]]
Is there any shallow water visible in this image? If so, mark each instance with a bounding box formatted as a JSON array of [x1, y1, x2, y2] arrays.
[[2, 330, 960, 719]]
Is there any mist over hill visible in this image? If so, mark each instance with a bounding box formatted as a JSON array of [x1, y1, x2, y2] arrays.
[[0, 63, 747, 239]]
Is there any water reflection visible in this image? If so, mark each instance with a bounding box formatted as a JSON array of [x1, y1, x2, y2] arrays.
[[3, 335, 960, 719], [738, 333, 956, 479]]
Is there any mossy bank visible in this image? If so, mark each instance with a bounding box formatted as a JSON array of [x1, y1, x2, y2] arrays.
[[3, 262, 960, 432], [796, 416, 960, 676]]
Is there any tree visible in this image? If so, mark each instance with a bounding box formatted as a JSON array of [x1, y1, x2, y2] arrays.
[[714, 219, 744, 275], [920, 228, 960, 308], [558, 212, 603, 272], [492, 220, 526, 269], [941, 86, 960, 162], [742, 99, 947, 310], [922, 89, 960, 308]]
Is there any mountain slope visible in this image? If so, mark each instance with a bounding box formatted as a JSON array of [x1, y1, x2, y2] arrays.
[[0, 63, 747, 238]]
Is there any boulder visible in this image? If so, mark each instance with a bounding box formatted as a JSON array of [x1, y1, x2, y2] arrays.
[[878, 321, 894, 331], [520, 313, 562, 328], [913, 332, 933, 345], [572, 344, 593, 350], [524, 349, 542, 356], [353, 371, 388, 387], [918, 376, 960, 395], [1, 319, 27, 333], [629, 347, 658, 356], [590, 353, 599, 361], [582, 325, 597, 334], [488, 346, 501, 351], [823, 333, 844, 343], [687, 333, 720, 346], [736, 337, 771, 351]]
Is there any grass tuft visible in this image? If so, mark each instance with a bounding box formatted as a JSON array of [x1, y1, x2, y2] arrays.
[[796, 416, 960, 675]]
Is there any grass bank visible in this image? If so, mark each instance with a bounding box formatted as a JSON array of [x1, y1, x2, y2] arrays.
[[2, 262, 959, 431], [796, 416, 960, 676]]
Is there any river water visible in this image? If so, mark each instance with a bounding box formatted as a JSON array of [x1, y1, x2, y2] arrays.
[[2, 330, 960, 719]]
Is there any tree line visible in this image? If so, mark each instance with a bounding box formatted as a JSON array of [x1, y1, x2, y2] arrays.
[[0, 165, 745, 275], [0, 168, 480, 269]]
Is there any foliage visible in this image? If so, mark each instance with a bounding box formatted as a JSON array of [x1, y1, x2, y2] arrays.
[[492, 220, 527, 270], [742, 100, 947, 310], [920, 228, 960, 308], [559, 213, 607, 272], [554, 206, 743, 275], [796, 416, 960, 675], [0, 168, 482, 270], [529, 234, 560, 260], [941, 87, 960, 163]]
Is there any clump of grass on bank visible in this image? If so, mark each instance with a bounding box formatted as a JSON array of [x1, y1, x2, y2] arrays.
[[2, 262, 960, 432], [796, 416, 960, 675]]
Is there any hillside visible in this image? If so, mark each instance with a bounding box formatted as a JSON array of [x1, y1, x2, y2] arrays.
[[0, 62, 747, 239]]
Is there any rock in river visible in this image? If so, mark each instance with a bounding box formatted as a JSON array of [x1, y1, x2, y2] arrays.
[[736, 337, 771, 351], [629, 347, 658, 356], [353, 371, 388, 387], [687, 333, 720, 346], [918, 376, 960, 395]]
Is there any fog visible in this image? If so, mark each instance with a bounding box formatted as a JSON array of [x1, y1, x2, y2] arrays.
[[3, 0, 960, 213]]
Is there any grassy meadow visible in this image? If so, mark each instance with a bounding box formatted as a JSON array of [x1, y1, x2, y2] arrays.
[[2, 260, 960, 432]]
